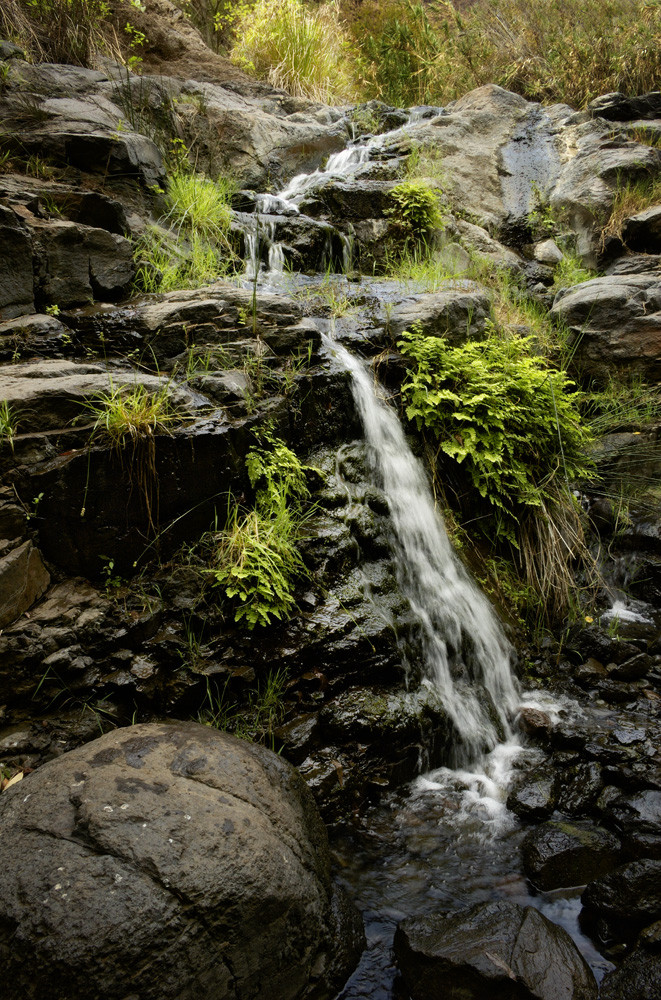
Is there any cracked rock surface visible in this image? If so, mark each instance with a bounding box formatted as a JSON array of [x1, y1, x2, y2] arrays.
[[0, 721, 363, 1000]]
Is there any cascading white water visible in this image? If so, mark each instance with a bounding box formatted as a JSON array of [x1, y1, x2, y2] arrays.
[[324, 334, 520, 761]]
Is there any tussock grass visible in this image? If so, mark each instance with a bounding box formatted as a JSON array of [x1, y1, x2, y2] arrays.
[[354, 0, 661, 109], [0, 0, 119, 67], [602, 174, 661, 245], [164, 172, 235, 241], [230, 0, 361, 102], [84, 383, 178, 448], [0, 401, 17, 452]]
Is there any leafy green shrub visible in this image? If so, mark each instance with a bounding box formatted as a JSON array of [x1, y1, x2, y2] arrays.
[[399, 326, 593, 543], [388, 180, 445, 252], [230, 0, 361, 102], [206, 433, 311, 628]]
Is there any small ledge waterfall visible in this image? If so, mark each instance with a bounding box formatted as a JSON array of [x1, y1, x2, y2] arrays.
[[324, 334, 520, 763]]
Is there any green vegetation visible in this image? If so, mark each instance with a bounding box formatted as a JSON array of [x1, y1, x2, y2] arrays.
[[135, 169, 238, 293], [553, 253, 594, 290], [399, 326, 593, 542], [84, 383, 178, 449], [199, 667, 288, 747], [602, 174, 661, 246], [0, 401, 17, 452], [388, 180, 446, 246], [230, 0, 361, 103], [206, 431, 311, 628], [0, 0, 115, 66], [352, 0, 660, 109], [399, 325, 596, 619]]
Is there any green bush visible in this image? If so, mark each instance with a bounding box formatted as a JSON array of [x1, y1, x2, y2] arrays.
[[229, 0, 361, 102], [206, 433, 311, 628], [388, 180, 445, 249], [399, 326, 594, 544]]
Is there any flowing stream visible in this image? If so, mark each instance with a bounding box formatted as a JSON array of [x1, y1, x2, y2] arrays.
[[239, 113, 612, 994]]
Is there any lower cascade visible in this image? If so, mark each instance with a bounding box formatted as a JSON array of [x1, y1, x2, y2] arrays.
[[324, 333, 520, 761]]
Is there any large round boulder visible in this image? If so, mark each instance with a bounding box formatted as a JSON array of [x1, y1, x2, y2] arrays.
[[394, 900, 597, 1000], [0, 722, 364, 1000]]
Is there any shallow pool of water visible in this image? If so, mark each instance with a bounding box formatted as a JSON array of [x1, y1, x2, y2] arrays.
[[332, 779, 614, 999]]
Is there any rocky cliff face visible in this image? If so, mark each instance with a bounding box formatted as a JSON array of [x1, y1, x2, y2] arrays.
[[0, 23, 660, 998]]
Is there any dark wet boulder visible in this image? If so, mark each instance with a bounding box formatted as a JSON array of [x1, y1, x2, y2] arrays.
[[599, 947, 661, 999], [588, 91, 661, 121], [394, 900, 597, 1000], [601, 789, 661, 858], [0, 722, 363, 1000], [582, 860, 661, 930], [622, 205, 661, 255], [0, 204, 34, 320], [556, 762, 604, 815], [507, 764, 558, 821], [522, 821, 620, 891]]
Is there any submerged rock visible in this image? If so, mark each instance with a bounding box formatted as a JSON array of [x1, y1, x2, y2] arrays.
[[0, 722, 363, 1000], [395, 900, 597, 1000]]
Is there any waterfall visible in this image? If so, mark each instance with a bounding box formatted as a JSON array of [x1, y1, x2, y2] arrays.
[[324, 334, 520, 762]]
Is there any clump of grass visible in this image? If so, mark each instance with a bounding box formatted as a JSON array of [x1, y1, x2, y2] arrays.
[[405, 143, 447, 186], [0, 401, 17, 452], [382, 243, 456, 289], [83, 382, 181, 531], [626, 126, 661, 149], [85, 383, 178, 448], [553, 253, 594, 290], [199, 667, 289, 749], [135, 170, 238, 294], [602, 174, 661, 245], [583, 375, 661, 435], [164, 171, 235, 242], [230, 0, 361, 103]]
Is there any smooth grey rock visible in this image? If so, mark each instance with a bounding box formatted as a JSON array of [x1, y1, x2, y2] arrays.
[[522, 821, 620, 891], [582, 860, 661, 927], [0, 359, 202, 432], [395, 900, 598, 1000], [603, 253, 661, 276], [0, 722, 363, 1000], [534, 238, 564, 264], [0, 40, 25, 61], [388, 287, 490, 341], [33, 219, 135, 307], [551, 274, 661, 380]]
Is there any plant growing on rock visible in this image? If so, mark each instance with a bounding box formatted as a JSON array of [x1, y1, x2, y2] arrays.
[[83, 382, 180, 531], [1, 0, 116, 66], [0, 401, 17, 452], [206, 431, 312, 628], [601, 173, 661, 246], [399, 325, 596, 617]]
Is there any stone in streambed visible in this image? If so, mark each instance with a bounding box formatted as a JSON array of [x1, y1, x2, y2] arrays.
[[582, 860, 661, 930], [0, 722, 363, 1000], [522, 820, 621, 891], [599, 947, 661, 1000], [394, 900, 597, 1000], [507, 764, 558, 821]]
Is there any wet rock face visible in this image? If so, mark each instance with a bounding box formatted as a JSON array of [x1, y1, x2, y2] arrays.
[[582, 859, 661, 931], [0, 722, 363, 1000], [521, 820, 621, 891], [394, 900, 598, 1000]]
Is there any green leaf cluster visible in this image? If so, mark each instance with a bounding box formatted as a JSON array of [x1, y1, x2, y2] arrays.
[[399, 326, 594, 543], [388, 180, 445, 242], [207, 432, 310, 628]]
